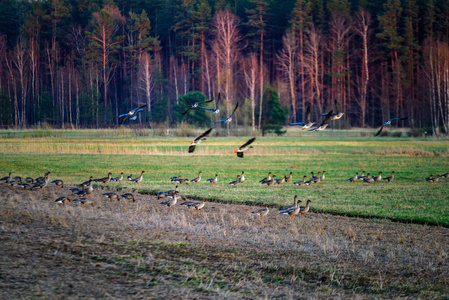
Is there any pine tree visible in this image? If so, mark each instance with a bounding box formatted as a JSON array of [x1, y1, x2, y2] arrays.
[[86, 4, 125, 122]]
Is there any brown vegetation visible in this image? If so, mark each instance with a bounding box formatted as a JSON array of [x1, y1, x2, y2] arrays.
[[0, 184, 448, 298]]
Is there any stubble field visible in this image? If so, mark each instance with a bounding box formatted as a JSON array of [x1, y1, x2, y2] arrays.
[[0, 128, 448, 298]]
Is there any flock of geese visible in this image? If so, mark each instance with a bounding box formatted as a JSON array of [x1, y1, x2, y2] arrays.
[[120, 97, 409, 157], [1, 165, 447, 221], [0, 98, 439, 222]]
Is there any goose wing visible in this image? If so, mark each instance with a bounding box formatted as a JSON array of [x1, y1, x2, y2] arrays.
[[239, 137, 256, 149], [320, 110, 333, 126], [194, 128, 213, 142]]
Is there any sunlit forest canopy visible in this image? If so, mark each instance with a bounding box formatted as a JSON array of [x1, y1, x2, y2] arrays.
[[0, 0, 448, 134]]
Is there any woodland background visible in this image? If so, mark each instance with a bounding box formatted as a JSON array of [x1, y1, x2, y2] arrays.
[[0, 0, 448, 134]]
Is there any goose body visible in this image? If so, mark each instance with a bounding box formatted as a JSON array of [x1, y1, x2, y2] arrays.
[[55, 196, 70, 204], [183, 99, 214, 115], [131, 171, 145, 185], [259, 172, 272, 184], [119, 104, 147, 125], [229, 175, 240, 186], [51, 179, 64, 188], [121, 193, 135, 202], [237, 171, 245, 183], [234, 137, 255, 158], [206, 174, 218, 184], [347, 173, 358, 183], [252, 207, 269, 217], [191, 171, 202, 183], [103, 192, 119, 201], [279, 195, 301, 220], [383, 171, 395, 183], [299, 200, 312, 216], [160, 191, 179, 209], [111, 172, 124, 182], [189, 128, 212, 153]]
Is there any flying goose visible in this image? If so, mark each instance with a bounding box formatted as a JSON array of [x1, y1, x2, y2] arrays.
[[234, 137, 256, 158], [216, 103, 239, 124], [119, 104, 147, 125], [198, 93, 221, 114], [289, 106, 315, 130], [189, 128, 212, 153], [313, 110, 333, 131], [183, 99, 214, 115], [375, 117, 408, 136]]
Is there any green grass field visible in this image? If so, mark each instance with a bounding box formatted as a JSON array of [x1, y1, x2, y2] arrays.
[[1, 129, 448, 226]]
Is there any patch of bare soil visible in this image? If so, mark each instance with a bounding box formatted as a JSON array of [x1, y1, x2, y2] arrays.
[[0, 184, 448, 299]]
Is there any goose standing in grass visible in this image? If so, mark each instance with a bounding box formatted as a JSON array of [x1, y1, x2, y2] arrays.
[[284, 172, 293, 184], [229, 175, 241, 186], [299, 200, 312, 216], [80, 176, 94, 189], [312, 172, 322, 184], [72, 197, 89, 205], [279, 195, 301, 213], [103, 192, 119, 201], [193, 200, 206, 212], [259, 172, 272, 184], [160, 191, 179, 209], [426, 175, 440, 184], [197, 93, 221, 114], [319, 171, 326, 183], [111, 172, 124, 182], [364, 174, 375, 184], [51, 179, 64, 188], [119, 104, 147, 125], [95, 172, 112, 186], [313, 110, 333, 131], [347, 173, 358, 183], [275, 176, 285, 185], [170, 175, 182, 182], [357, 171, 366, 181], [131, 171, 145, 185], [289, 106, 315, 130], [264, 175, 277, 186], [294, 175, 308, 186], [206, 174, 218, 185], [32, 172, 51, 190], [189, 128, 212, 153], [55, 196, 70, 204], [183, 99, 214, 115], [441, 172, 449, 179], [234, 137, 256, 158], [191, 171, 202, 183], [177, 178, 189, 185], [0, 172, 12, 183], [279, 195, 301, 220], [157, 186, 179, 200], [33, 172, 51, 185], [121, 193, 135, 202], [360, 172, 370, 181], [252, 207, 269, 218], [374, 171, 382, 183], [237, 171, 245, 184], [383, 171, 395, 183], [375, 117, 408, 136], [216, 102, 239, 124]]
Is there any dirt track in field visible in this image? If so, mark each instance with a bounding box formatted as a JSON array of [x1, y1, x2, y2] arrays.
[[0, 184, 448, 299]]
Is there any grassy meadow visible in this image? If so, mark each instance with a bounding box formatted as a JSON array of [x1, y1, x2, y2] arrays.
[[1, 128, 448, 226]]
